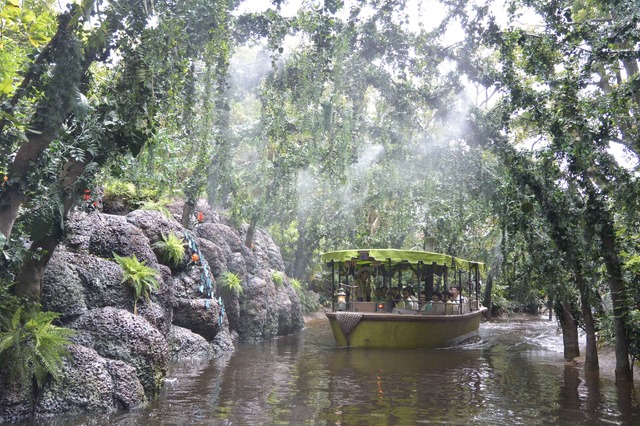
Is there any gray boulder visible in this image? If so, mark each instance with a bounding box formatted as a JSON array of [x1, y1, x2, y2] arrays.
[[35, 345, 146, 415], [42, 248, 173, 331], [70, 307, 169, 397], [196, 237, 228, 279], [0, 370, 32, 423], [194, 223, 251, 276], [126, 209, 184, 245], [172, 298, 222, 341], [87, 214, 158, 266], [167, 325, 215, 360], [211, 328, 238, 356], [246, 227, 285, 272]]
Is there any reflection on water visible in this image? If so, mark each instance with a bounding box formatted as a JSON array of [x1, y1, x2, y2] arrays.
[[23, 318, 640, 425]]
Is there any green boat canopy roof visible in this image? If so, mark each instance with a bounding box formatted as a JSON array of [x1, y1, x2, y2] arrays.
[[321, 249, 485, 275]]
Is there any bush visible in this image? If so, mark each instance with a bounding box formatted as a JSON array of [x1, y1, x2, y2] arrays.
[[101, 179, 164, 214], [113, 253, 159, 314], [153, 232, 185, 266], [102, 179, 137, 212], [219, 271, 243, 296], [0, 307, 76, 390]]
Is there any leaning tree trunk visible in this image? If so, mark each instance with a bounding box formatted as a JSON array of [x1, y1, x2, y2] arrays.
[[0, 11, 82, 241], [12, 157, 90, 301]]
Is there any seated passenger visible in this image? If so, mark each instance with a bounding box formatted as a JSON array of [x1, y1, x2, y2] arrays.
[[373, 286, 387, 302], [419, 291, 427, 308], [401, 287, 418, 310], [388, 287, 400, 305], [450, 286, 464, 303]]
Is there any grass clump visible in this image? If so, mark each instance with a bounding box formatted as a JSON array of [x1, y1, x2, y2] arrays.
[[113, 253, 159, 314], [0, 307, 76, 390], [153, 232, 185, 266], [219, 272, 243, 296]]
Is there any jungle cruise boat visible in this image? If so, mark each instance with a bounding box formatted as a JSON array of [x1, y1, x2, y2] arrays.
[[322, 249, 486, 349]]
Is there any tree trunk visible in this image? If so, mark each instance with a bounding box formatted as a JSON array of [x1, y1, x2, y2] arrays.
[[576, 269, 599, 372], [483, 235, 503, 320], [483, 272, 494, 320], [181, 201, 194, 229], [558, 301, 580, 361], [13, 237, 61, 302], [599, 218, 632, 382], [585, 182, 632, 382], [244, 221, 255, 249]]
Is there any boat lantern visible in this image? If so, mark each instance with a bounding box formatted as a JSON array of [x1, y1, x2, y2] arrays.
[[337, 287, 347, 311]]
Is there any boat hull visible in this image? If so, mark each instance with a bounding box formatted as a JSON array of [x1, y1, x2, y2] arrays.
[[326, 309, 485, 349]]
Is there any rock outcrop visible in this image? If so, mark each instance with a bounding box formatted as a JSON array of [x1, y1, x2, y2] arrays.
[[2, 202, 305, 420]]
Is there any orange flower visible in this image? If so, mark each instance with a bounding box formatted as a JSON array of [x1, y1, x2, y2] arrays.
[[192, 253, 200, 262], [197, 211, 204, 222], [2, 175, 7, 182]]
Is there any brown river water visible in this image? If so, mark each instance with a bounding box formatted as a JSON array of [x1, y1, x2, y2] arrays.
[[24, 317, 640, 425]]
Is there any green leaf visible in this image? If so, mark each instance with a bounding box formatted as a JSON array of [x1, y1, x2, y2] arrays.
[[0, 78, 14, 95]]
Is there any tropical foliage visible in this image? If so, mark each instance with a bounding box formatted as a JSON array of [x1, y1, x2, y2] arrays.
[[113, 253, 159, 315], [152, 232, 186, 266], [0, 307, 76, 390], [218, 271, 243, 296]]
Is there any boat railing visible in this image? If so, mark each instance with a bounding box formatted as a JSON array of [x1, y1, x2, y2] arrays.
[[342, 299, 475, 315]]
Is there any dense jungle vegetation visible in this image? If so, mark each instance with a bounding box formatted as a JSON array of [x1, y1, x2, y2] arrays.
[[1, 0, 639, 384]]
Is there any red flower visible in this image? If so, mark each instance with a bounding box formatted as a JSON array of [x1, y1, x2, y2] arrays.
[[197, 211, 204, 222], [83, 194, 90, 201]]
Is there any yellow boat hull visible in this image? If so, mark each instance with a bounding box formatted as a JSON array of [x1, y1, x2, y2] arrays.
[[326, 309, 485, 348]]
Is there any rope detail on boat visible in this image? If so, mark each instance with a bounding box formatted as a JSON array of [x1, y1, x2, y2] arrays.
[[336, 312, 363, 335]]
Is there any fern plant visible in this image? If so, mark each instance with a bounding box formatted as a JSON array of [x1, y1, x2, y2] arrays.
[[271, 271, 284, 287], [219, 271, 243, 296], [113, 253, 159, 314], [0, 307, 76, 390], [290, 278, 302, 292], [152, 232, 185, 266]]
